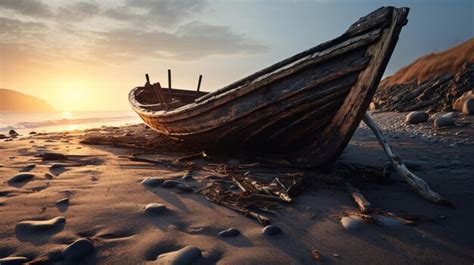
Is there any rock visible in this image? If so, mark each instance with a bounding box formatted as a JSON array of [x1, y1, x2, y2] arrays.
[[175, 183, 193, 193], [56, 198, 69, 205], [434, 117, 455, 127], [29, 131, 37, 135], [19, 164, 36, 172], [161, 180, 182, 188], [0, 134, 8, 139], [369, 101, 377, 110], [462, 98, 474, 115], [219, 228, 240, 237], [9, 130, 19, 136], [405, 111, 429, 124], [376, 215, 404, 229], [0, 256, 29, 265], [62, 238, 95, 261], [141, 177, 164, 187], [340, 216, 365, 231], [41, 152, 67, 160], [144, 203, 168, 214], [262, 225, 281, 236], [442, 112, 459, 118], [16, 216, 65, 232], [453, 90, 473, 111], [155, 246, 202, 265], [7, 173, 35, 184], [50, 163, 66, 169]]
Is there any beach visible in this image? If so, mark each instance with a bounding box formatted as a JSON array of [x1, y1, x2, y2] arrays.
[[0, 112, 473, 264]]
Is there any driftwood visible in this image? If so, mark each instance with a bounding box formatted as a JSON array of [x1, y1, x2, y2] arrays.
[[345, 182, 372, 213], [363, 113, 453, 207]]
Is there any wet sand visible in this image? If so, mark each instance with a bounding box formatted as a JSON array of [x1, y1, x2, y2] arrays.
[[0, 112, 473, 264]]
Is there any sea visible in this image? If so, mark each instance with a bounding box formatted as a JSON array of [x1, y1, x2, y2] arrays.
[[0, 111, 142, 135]]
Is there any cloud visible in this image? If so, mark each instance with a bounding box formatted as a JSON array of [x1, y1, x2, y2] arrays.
[[91, 21, 267, 62], [0, 0, 52, 17], [56, 2, 101, 21], [0, 17, 47, 42], [104, 0, 209, 27]]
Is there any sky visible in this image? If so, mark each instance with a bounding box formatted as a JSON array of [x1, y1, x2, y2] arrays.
[[0, 0, 472, 111]]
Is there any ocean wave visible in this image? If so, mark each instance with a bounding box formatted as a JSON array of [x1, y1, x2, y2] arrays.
[[0, 115, 137, 131]]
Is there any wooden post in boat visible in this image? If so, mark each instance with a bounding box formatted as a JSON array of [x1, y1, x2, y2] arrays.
[[197, 75, 202, 92], [153, 82, 167, 105], [168, 69, 172, 90], [145, 74, 165, 104]]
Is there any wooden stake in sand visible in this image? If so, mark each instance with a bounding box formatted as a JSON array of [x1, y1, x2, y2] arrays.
[[362, 113, 453, 207]]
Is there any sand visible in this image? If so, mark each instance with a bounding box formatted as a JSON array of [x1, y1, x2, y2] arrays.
[[0, 112, 473, 264]]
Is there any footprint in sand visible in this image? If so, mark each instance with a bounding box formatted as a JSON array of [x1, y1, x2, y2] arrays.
[[153, 246, 202, 265], [7, 173, 35, 187]]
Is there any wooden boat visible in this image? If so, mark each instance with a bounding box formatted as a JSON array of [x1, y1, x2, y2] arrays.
[[129, 6, 409, 167]]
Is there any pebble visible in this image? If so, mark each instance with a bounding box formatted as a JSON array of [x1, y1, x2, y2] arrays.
[[262, 225, 282, 236], [144, 203, 168, 214], [405, 111, 428, 124], [375, 215, 404, 229], [41, 152, 67, 160], [62, 238, 95, 261], [434, 117, 455, 127], [141, 177, 164, 187], [56, 198, 69, 205], [463, 98, 474, 115], [155, 246, 202, 265], [0, 134, 8, 139], [340, 216, 365, 231], [161, 180, 182, 188], [442, 112, 459, 118], [175, 183, 193, 192], [16, 216, 65, 232], [219, 228, 240, 237], [9, 129, 19, 136], [0, 256, 29, 265], [50, 163, 66, 169], [20, 164, 36, 172], [7, 173, 35, 185], [45, 173, 54, 179], [29, 131, 37, 135]]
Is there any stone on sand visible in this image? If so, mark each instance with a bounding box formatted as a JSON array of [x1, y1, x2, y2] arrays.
[[442, 112, 459, 118], [376, 215, 404, 229], [434, 117, 455, 127], [161, 180, 182, 188], [155, 246, 202, 265], [0, 134, 8, 139], [16, 216, 65, 232], [9, 130, 19, 136], [175, 183, 193, 192], [463, 98, 474, 115], [20, 164, 35, 172], [340, 216, 365, 231], [7, 173, 35, 184], [56, 198, 69, 205], [144, 203, 168, 214], [262, 225, 281, 236], [219, 228, 240, 237], [405, 111, 429, 124], [0, 256, 29, 265], [41, 152, 67, 160], [141, 177, 164, 187], [62, 238, 95, 261]]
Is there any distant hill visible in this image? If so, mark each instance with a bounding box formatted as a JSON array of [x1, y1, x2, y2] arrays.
[[374, 38, 474, 112], [380, 38, 474, 88], [0, 88, 55, 112]]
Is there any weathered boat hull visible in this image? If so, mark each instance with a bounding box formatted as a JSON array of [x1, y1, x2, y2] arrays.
[[129, 6, 409, 167]]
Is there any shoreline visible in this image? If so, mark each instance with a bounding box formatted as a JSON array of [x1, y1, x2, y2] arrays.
[[0, 111, 473, 264]]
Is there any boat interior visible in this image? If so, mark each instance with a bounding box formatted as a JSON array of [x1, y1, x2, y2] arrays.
[[134, 84, 209, 111]]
